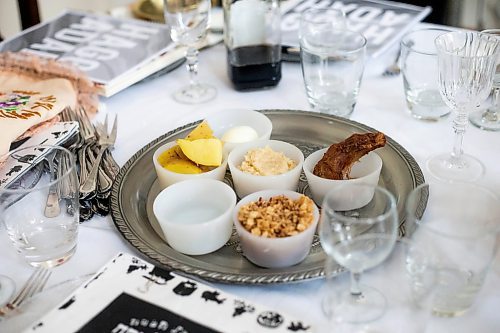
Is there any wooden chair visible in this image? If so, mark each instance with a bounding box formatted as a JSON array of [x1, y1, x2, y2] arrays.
[[17, 0, 40, 30]]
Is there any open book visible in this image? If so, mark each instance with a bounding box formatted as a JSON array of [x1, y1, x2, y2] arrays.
[[281, 0, 432, 60], [25, 253, 313, 333], [0, 11, 193, 97]]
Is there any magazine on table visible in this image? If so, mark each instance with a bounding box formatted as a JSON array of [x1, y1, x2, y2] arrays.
[[280, 0, 432, 60], [25, 253, 313, 333], [0, 10, 176, 97]]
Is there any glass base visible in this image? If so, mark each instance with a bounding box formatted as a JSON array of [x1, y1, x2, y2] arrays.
[[173, 83, 216, 104], [27, 245, 76, 268], [322, 284, 387, 324], [469, 110, 500, 131], [426, 153, 484, 181], [0, 275, 16, 307]]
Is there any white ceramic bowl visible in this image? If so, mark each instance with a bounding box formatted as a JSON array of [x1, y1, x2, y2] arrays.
[[152, 141, 228, 190], [153, 179, 236, 255], [227, 140, 305, 198], [233, 190, 319, 268], [303, 149, 383, 208], [206, 109, 273, 154]]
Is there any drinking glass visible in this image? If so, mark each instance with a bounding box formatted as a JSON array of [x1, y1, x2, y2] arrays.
[[299, 9, 366, 118], [469, 29, 500, 131], [401, 28, 452, 120], [320, 183, 398, 323], [164, 0, 216, 104], [327, 237, 437, 333], [406, 181, 500, 317], [0, 145, 79, 268], [427, 31, 500, 181]]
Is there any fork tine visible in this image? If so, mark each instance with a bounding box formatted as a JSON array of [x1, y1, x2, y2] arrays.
[[9, 268, 42, 306], [11, 268, 51, 309], [110, 114, 118, 143], [103, 114, 109, 133], [7, 267, 51, 310], [32, 269, 51, 295], [18, 270, 48, 304], [60, 107, 71, 122], [78, 107, 94, 137]]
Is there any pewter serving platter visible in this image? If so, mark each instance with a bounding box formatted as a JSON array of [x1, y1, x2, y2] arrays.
[[111, 110, 426, 284]]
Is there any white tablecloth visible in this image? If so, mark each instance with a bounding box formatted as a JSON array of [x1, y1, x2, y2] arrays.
[[1, 31, 500, 333]]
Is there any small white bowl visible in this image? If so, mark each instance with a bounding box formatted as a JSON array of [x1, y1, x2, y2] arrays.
[[206, 109, 273, 154], [152, 141, 228, 190], [153, 179, 236, 255], [233, 190, 320, 268], [227, 140, 305, 198], [303, 149, 383, 208]]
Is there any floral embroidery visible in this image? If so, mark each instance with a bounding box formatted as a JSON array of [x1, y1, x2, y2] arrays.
[[0, 91, 57, 120]]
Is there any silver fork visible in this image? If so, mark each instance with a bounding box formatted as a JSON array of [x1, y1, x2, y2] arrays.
[[0, 268, 51, 316], [80, 114, 118, 196], [75, 107, 97, 187], [44, 151, 61, 218]]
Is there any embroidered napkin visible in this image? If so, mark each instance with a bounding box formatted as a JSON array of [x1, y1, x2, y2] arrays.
[[0, 52, 98, 157], [0, 73, 76, 156]]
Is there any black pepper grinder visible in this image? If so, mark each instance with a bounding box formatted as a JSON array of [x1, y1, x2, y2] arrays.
[[223, 0, 282, 90]]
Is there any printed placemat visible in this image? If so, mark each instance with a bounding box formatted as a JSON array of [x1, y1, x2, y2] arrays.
[[27, 253, 313, 333], [0, 121, 78, 191]]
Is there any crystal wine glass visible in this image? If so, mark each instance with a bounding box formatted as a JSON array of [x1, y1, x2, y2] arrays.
[[427, 31, 500, 181], [319, 183, 398, 323], [469, 29, 500, 131], [164, 0, 216, 104]]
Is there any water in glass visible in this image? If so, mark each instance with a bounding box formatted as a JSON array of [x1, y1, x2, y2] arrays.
[[0, 145, 79, 268], [406, 181, 500, 317]]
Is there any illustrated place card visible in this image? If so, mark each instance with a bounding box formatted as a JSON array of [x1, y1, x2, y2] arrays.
[[26, 253, 313, 333], [0, 121, 79, 191]]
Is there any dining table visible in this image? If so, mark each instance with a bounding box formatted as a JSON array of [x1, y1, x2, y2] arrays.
[[1, 22, 500, 333]]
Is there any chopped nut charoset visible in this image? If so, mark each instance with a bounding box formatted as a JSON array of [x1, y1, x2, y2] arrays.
[[237, 195, 315, 238]]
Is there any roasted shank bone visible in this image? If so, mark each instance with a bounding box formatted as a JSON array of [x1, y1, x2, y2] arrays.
[[313, 132, 386, 180]]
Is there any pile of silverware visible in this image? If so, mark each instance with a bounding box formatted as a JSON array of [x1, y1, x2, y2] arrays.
[[60, 108, 119, 221]]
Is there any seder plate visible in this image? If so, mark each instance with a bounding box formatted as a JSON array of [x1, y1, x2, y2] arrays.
[[110, 110, 426, 284]]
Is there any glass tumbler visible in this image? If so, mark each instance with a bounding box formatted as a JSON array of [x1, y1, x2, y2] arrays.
[[401, 28, 452, 120], [299, 12, 366, 118], [406, 181, 500, 317], [0, 145, 79, 268]]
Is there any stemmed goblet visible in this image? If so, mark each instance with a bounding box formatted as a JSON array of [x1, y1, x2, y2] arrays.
[[164, 0, 216, 104], [319, 183, 398, 324], [469, 29, 500, 131], [427, 31, 500, 181]]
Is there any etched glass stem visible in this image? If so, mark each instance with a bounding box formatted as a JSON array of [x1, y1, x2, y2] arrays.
[[350, 272, 362, 296], [322, 256, 336, 318], [451, 108, 468, 165], [185, 46, 199, 88]]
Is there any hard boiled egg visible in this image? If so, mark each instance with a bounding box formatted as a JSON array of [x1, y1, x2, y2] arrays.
[[222, 126, 258, 143]]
